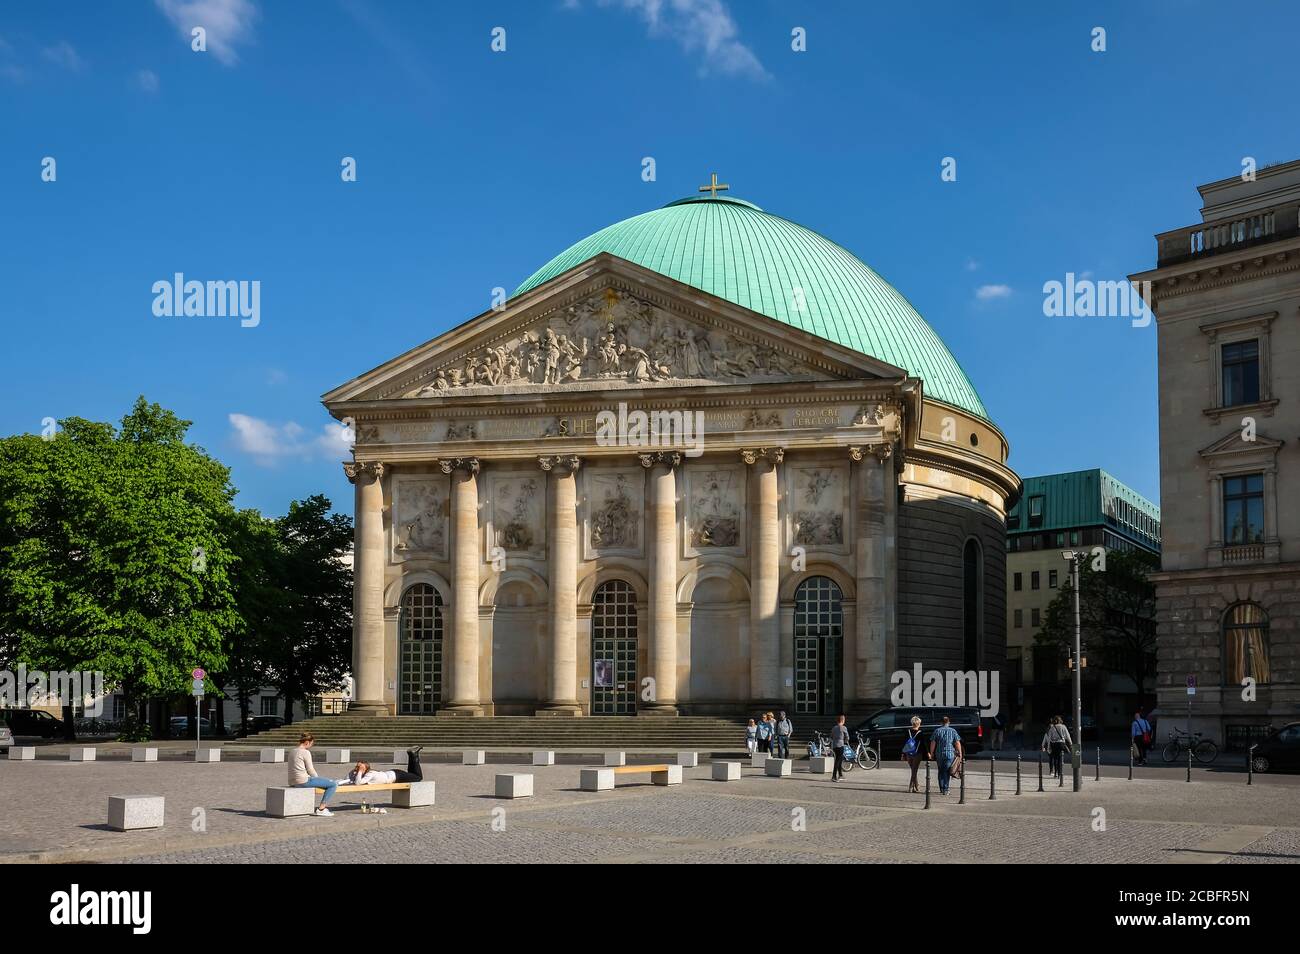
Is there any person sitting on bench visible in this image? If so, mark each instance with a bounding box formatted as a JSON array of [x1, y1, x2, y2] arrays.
[[340, 746, 424, 785]]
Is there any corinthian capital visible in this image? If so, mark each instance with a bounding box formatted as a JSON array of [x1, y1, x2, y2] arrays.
[[538, 455, 581, 474], [741, 447, 784, 466], [637, 451, 682, 469], [848, 444, 892, 462], [438, 457, 480, 476], [343, 460, 385, 483]]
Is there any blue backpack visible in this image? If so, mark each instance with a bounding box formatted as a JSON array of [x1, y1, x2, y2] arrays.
[[902, 731, 920, 756]]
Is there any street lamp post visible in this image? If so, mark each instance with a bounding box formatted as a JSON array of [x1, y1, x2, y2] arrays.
[[1063, 550, 1084, 792]]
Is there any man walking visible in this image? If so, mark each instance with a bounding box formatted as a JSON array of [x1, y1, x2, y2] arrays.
[[928, 715, 963, 795], [830, 714, 849, 782], [775, 711, 793, 760], [1131, 709, 1152, 766]]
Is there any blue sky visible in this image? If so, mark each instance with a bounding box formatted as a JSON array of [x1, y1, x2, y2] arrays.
[[3, 0, 1297, 515]]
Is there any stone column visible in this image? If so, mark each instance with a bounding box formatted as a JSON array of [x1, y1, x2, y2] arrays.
[[640, 452, 681, 716], [743, 447, 783, 705], [539, 455, 582, 716], [441, 458, 484, 715], [850, 444, 893, 703], [344, 461, 387, 714]]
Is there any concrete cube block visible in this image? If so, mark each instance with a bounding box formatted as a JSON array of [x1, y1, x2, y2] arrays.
[[195, 748, 221, 763], [652, 765, 683, 786], [603, 751, 626, 766], [69, 747, 96, 762], [7, 746, 35, 761], [259, 747, 286, 763], [392, 750, 410, 765], [462, 750, 486, 765], [808, 756, 834, 774], [131, 747, 157, 762], [393, 781, 435, 808], [266, 786, 317, 817], [580, 767, 615, 791], [107, 795, 165, 831], [764, 758, 792, 777], [676, 752, 699, 767], [750, 752, 767, 769], [712, 760, 741, 781], [532, 750, 555, 766], [496, 773, 534, 798], [324, 748, 350, 763]]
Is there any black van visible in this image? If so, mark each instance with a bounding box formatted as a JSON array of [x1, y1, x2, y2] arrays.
[[854, 706, 984, 759], [0, 708, 66, 739]]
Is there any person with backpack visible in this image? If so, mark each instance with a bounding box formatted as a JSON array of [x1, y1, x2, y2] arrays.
[[756, 713, 773, 753], [1042, 715, 1072, 778], [745, 718, 758, 756], [775, 711, 793, 759], [1131, 710, 1153, 766], [830, 714, 849, 781], [901, 715, 925, 793], [928, 715, 963, 795]]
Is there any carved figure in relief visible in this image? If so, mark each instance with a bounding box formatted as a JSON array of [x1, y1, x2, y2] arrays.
[[496, 478, 538, 551], [692, 471, 740, 548], [395, 482, 446, 554], [793, 468, 844, 546], [591, 475, 638, 549]]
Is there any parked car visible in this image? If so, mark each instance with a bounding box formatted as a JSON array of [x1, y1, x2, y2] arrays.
[[854, 706, 984, 759], [168, 716, 213, 738], [237, 715, 286, 738], [0, 723, 13, 751], [0, 708, 66, 739], [1250, 722, 1300, 774]]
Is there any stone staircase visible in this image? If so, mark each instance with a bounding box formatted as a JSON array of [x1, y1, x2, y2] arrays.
[[228, 714, 754, 753]]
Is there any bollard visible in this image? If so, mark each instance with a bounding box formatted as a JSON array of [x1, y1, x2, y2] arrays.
[[924, 758, 931, 810], [1037, 750, 1044, 792], [989, 754, 996, 800], [1128, 743, 1134, 781], [1095, 746, 1101, 782], [1187, 742, 1192, 783], [958, 757, 966, 804], [1247, 744, 1255, 786], [1016, 754, 1022, 795], [1059, 753, 1064, 787]]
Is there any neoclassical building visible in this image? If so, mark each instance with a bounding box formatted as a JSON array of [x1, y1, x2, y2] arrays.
[[324, 187, 1019, 718]]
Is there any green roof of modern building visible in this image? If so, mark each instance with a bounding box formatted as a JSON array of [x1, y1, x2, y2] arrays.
[[1008, 469, 1161, 552], [513, 194, 989, 420]]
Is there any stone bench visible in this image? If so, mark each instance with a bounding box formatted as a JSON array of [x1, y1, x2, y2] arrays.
[[324, 747, 350, 763], [764, 758, 792, 777], [266, 781, 436, 817], [462, 750, 486, 765], [580, 764, 682, 792], [807, 756, 834, 774], [750, 753, 767, 769], [712, 761, 741, 781], [131, 747, 158, 762], [260, 748, 285, 763], [69, 747, 96, 762], [7, 746, 35, 761], [195, 748, 221, 763], [495, 773, 534, 798], [676, 752, 699, 767], [603, 751, 626, 766], [532, 750, 555, 766], [108, 795, 165, 831]]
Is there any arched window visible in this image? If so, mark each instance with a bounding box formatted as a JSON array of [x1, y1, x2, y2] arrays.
[[1223, 602, 1269, 685], [398, 583, 443, 715], [963, 539, 981, 670], [591, 580, 638, 715]]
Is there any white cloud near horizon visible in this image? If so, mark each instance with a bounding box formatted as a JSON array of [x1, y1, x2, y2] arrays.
[[155, 0, 258, 66], [229, 413, 350, 466], [975, 284, 1013, 301], [576, 0, 767, 79], [42, 41, 84, 71]]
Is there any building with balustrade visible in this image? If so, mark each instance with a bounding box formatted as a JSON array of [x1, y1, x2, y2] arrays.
[[1130, 158, 1300, 750], [323, 183, 1019, 719]]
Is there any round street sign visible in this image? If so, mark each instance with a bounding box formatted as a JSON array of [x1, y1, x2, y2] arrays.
[[192, 678, 206, 692], [192, 668, 206, 681]]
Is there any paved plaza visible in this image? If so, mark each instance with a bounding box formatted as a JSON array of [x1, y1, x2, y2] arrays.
[[2, 754, 1297, 864]]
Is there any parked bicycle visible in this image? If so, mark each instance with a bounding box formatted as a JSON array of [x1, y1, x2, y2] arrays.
[[1161, 728, 1218, 764], [841, 731, 880, 772]]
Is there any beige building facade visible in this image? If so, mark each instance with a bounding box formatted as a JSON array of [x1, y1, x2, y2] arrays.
[[1131, 159, 1300, 748]]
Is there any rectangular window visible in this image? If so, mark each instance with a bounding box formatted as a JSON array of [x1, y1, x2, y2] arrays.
[[112, 696, 126, 722], [1055, 532, 1064, 547], [1223, 474, 1264, 545], [1031, 571, 1040, 590], [1013, 572, 1022, 591], [1014, 609, 1023, 628], [259, 695, 279, 717], [1007, 514, 1020, 529], [1028, 495, 1044, 527], [1070, 531, 1079, 546], [1049, 569, 1058, 588], [1221, 340, 1260, 406], [1031, 608, 1041, 627]]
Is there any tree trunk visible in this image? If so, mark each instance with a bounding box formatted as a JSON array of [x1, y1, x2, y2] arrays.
[[213, 691, 227, 737], [60, 702, 77, 741]]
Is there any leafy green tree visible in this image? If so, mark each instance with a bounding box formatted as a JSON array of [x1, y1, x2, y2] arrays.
[[0, 398, 237, 739], [1036, 548, 1158, 710]]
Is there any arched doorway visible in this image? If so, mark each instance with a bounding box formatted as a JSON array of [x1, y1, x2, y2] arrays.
[[398, 583, 443, 714], [591, 579, 638, 715], [492, 580, 543, 710], [793, 576, 843, 716]]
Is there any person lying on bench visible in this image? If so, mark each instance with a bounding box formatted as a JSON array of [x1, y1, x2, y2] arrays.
[[340, 746, 424, 785]]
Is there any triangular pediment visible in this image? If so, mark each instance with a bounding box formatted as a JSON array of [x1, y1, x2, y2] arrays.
[[1199, 428, 1285, 459], [323, 255, 907, 406]]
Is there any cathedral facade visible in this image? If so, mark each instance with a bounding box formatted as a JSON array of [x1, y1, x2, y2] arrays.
[[324, 192, 1019, 718]]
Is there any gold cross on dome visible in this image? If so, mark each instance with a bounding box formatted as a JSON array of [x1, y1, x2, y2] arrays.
[[698, 172, 729, 199]]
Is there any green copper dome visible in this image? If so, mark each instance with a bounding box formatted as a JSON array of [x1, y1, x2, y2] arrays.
[[514, 195, 988, 419]]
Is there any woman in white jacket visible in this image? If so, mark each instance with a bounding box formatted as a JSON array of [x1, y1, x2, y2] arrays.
[[343, 746, 424, 785]]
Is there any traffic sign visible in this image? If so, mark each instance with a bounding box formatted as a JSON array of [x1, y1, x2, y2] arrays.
[[192, 668, 206, 681]]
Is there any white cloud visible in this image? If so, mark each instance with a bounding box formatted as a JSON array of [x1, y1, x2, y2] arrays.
[[42, 41, 84, 71], [137, 68, 160, 93], [965, 259, 979, 272], [155, 0, 258, 66], [582, 0, 767, 79], [229, 413, 352, 466], [974, 284, 1013, 301]]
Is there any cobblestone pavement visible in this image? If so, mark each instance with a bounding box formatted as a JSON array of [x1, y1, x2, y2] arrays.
[[1, 757, 1297, 864]]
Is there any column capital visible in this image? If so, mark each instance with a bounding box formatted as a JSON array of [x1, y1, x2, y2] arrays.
[[741, 447, 784, 466], [538, 455, 581, 474], [848, 443, 891, 462], [638, 451, 681, 469], [343, 460, 385, 483], [438, 457, 480, 476]]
